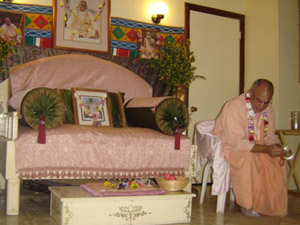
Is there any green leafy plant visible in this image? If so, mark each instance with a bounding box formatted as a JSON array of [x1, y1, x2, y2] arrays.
[[0, 37, 15, 61], [0, 37, 15, 75], [150, 39, 205, 88]]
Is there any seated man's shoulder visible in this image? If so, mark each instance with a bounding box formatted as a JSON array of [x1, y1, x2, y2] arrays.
[[223, 95, 244, 110]]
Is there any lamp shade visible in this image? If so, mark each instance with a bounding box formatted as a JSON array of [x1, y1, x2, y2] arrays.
[[151, 2, 168, 24], [153, 2, 168, 15]]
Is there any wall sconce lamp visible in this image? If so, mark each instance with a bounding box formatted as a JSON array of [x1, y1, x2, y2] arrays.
[[152, 14, 164, 24], [151, 2, 168, 24]]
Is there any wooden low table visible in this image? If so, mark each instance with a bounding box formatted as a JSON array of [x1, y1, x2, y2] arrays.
[[49, 186, 195, 225]]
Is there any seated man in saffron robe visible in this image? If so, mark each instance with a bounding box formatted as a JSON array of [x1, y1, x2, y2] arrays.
[[213, 79, 287, 217]]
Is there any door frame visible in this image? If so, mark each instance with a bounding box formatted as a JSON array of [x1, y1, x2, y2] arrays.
[[184, 3, 245, 95]]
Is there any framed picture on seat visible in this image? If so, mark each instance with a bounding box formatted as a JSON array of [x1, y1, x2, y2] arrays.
[[72, 88, 112, 126]]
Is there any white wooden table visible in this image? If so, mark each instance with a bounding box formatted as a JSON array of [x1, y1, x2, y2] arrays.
[[49, 186, 196, 225]]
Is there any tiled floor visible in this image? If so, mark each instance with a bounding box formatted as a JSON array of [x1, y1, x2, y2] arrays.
[[0, 183, 299, 225]]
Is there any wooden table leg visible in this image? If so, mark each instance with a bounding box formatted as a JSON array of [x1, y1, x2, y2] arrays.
[[288, 143, 300, 197], [292, 144, 300, 189], [278, 132, 300, 196], [278, 133, 293, 183], [278, 132, 287, 146]]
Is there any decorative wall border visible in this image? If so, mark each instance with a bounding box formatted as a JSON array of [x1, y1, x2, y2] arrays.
[[0, 2, 52, 14], [25, 29, 52, 38], [111, 17, 184, 34]]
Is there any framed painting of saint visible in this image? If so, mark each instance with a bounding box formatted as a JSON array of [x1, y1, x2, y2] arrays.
[[53, 0, 111, 53], [0, 10, 25, 45]]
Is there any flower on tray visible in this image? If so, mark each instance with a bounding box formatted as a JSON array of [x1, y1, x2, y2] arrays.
[[130, 181, 140, 189], [104, 181, 116, 188], [104, 179, 144, 189], [104, 181, 110, 187]]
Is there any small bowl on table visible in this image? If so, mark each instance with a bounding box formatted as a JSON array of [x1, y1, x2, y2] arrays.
[[156, 176, 189, 192]]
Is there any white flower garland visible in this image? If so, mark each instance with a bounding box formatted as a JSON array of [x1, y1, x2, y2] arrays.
[[245, 93, 268, 141]]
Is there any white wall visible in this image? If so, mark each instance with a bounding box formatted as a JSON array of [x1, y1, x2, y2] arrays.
[[278, 0, 300, 190], [245, 0, 280, 116], [245, 0, 299, 129], [110, 0, 245, 26], [13, 0, 52, 5], [13, 0, 245, 26], [278, 0, 300, 129]]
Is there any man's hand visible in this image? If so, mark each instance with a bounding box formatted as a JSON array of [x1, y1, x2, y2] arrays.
[[265, 144, 284, 158], [251, 143, 283, 158]]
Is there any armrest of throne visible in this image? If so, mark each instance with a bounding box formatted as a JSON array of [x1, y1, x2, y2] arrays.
[[0, 112, 18, 141], [0, 111, 18, 200]]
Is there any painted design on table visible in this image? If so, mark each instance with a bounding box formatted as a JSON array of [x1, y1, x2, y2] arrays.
[[189, 145, 197, 177], [63, 203, 74, 225], [183, 198, 193, 221], [109, 205, 151, 223]]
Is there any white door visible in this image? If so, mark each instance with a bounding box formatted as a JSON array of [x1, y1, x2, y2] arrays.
[[188, 11, 241, 136]]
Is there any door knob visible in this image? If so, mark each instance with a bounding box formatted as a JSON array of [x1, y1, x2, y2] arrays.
[[190, 106, 197, 112]]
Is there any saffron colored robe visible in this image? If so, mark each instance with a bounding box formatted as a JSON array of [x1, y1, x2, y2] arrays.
[[213, 94, 287, 217]]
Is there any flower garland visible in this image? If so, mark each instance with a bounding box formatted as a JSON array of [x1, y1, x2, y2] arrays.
[[59, 0, 106, 38], [245, 93, 268, 141], [60, 0, 106, 22], [79, 98, 105, 127]]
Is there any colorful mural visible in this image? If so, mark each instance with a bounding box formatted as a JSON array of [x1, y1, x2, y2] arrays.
[[111, 17, 185, 57], [0, 2, 184, 57], [0, 2, 52, 47]]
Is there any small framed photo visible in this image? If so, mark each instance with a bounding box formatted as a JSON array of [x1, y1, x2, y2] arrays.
[[72, 88, 112, 126], [53, 0, 111, 53], [137, 29, 160, 59], [0, 10, 25, 45]]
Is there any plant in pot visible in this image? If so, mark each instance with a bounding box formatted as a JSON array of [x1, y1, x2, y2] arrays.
[[150, 39, 205, 104]]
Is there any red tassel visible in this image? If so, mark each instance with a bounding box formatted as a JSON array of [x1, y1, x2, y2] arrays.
[[174, 125, 180, 150], [38, 116, 46, 144]]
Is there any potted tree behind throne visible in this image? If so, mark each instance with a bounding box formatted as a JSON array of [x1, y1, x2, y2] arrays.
[[150, 39, 205, 104]]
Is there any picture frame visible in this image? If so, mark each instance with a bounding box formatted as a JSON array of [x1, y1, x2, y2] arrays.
[[0, 10, 25, 45], [138, 29, 160, 59], [72, 88, 112, 126], [53, 0, 111, 53]]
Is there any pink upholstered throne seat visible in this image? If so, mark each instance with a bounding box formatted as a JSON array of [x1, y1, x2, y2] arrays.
[[7, 54, 192, 180]]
